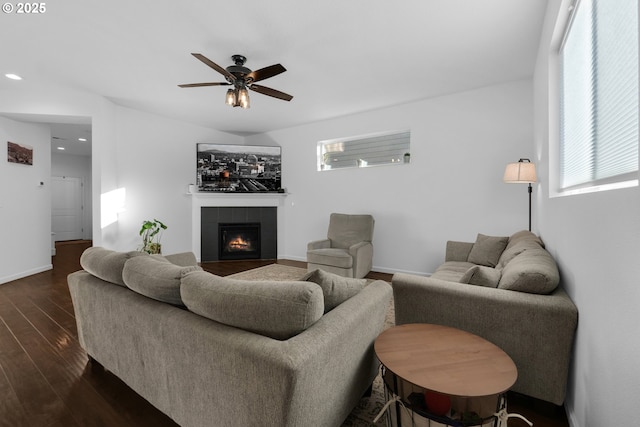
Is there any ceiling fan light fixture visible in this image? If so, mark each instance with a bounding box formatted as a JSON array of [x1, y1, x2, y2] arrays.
[[225, 88, 237, 106], [238, 88, 250, 109], [180, 53, 290, 109]]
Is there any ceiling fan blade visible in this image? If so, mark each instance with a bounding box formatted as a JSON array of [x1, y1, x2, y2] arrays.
[[246, 64, 286, 83], [191, 53, 236, 81], [178, 82, 231, 88], [249, 84, 293, 101]]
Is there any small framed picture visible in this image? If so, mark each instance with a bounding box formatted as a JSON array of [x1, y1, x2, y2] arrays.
[[7, 141, 33, 165]]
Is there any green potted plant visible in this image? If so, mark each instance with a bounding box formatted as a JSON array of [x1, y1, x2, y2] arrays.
[[139, 219, 167, 254]]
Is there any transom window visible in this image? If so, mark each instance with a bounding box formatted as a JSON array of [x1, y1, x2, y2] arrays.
[[317, 130, 411, 171]]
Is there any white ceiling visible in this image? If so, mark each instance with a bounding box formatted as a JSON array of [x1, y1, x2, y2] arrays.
[[1, 0, 548, 140]]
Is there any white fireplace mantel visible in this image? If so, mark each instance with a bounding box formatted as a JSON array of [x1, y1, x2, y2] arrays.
[[190, 192, 288, 261]]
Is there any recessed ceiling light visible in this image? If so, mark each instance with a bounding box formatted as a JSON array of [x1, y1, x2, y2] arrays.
[[5, 73, 22, 80], [57, 147, 65, 150], [78, 138, 87, 142]]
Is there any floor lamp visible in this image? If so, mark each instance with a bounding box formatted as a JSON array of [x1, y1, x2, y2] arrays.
[[503, 158, 537, 231]]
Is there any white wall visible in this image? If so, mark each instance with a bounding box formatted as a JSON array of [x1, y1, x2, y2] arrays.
[[0, 85, 119, 249], [0, 117, 52, 283], [0, 83, 244, 279], [534, 2, 640, 426], [51, 152, 93, 240], [247, 79, 535, 274], [112, 106, 243, 253]]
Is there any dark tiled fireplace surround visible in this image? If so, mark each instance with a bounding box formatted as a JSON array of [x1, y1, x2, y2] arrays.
[[201, 206, 277, 262]]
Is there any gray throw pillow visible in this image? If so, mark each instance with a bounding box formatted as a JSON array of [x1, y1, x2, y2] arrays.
[[302, 269, 366, 312], [459, 265, 501, 288], [181, 271, 324, 340], [123, 255, 202, 306], [467, 234, 509, 267], [80, 247, 147, 287]]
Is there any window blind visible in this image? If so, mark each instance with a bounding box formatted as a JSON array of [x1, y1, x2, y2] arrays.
[[560, 0, 639, 190], [318, 130, 410, 170]]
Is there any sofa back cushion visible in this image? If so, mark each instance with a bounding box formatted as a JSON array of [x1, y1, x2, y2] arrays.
[[161, 251, 198, 267], [505, 230, 544, 250], [496, 230, 547, 270], [122, 255, 201, 306], [302, 269, 366, 312], [181, 271, 324, 340], [80, 247, 147, 287], [498, 248, 560, 294]]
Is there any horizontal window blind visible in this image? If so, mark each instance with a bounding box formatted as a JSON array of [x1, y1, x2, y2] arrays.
[[318, 130, 410, 170], [560, 0, 639, 190]]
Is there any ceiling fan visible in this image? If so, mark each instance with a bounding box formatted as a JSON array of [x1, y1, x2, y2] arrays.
[[178, 53, 293, 109]]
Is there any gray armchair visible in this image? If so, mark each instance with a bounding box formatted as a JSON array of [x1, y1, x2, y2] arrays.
[[307, 213, 375, 278]]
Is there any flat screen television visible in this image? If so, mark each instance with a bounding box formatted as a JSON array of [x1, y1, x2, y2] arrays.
[[196, 143, 282, 193]]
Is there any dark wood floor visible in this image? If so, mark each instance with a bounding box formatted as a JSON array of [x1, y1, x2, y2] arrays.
[[0, 241, 568, 427]]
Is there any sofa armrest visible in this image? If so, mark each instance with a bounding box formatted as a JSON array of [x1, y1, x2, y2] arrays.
[[284, 280, 391, 421], [392, 273, 577, 405], [307, 239, 331, 251], [348, 241, 374, 279], [445, 241, 473, 262]]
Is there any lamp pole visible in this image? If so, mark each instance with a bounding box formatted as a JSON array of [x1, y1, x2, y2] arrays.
[[528, 182, 532, 232]]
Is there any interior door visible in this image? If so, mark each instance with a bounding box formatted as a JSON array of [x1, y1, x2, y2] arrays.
[[51, 176, 84, 241]]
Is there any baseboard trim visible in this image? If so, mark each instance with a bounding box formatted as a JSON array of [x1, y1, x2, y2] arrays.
[[0, 264, 53, 285], [279, 254, 432, 277]]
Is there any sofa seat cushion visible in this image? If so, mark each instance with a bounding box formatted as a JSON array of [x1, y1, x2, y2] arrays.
[[467, 234, 509, 267], [80, 247, 147, 287], [181, 271, 324, 340], [498, 248, 560, 294], [459, 265, 501, 288], [306, 248, 353, 268], [302, 269, 366, 312], [431, 261, 476, 282], [122, 255, 201, 306]]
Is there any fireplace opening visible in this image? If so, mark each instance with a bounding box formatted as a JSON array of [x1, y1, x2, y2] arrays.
[[218, 222, 261, 260]]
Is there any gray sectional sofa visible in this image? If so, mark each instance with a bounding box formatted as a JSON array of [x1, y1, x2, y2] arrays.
[[392, 230, 578, 405], [68, 247, 392, 427]]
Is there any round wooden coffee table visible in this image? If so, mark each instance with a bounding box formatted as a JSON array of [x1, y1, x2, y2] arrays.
[[374, 323, 518, 426]]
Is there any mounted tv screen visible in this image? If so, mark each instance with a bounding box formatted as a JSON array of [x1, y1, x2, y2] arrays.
[[196, 143, 282, 193]]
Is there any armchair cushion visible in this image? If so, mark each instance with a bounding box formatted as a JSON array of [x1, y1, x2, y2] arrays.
[[302, 269, 366, 312], [306, 248, 353, 269], [327, 213, 374, 249], [307, 239, 331, 251], [467, 234, 509, 267]]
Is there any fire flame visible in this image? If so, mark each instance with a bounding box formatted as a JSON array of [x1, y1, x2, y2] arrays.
[[228, 236, 251, 251]]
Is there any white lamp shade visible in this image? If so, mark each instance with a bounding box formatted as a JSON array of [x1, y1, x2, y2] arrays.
[[503, 161, 537, 183]]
